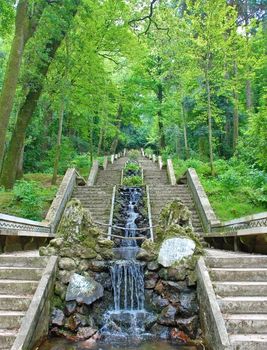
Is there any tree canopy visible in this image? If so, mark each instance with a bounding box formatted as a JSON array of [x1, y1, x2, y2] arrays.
[[0, 0, 266, 189]]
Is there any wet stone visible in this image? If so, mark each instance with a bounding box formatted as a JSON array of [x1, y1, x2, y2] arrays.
[[145, 271, 159, 289], [64, 301, 76, 316], [150, 323, 170, 339], [176, 315, 199, 339], [51, 308, 65, 327], [179, 290, 199, 316], [77, 326, 97, 340], [147, 261, 160, 271], [158, 305, 177, 326]]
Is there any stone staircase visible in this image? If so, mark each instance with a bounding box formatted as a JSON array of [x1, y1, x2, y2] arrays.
[[72, 157, 127, 226], [95, 157, 127, 186], [0, 252, 48, 349], [206, 249, 267, 350], [72, 186, 113, 224], [139, 157, 204, 239]]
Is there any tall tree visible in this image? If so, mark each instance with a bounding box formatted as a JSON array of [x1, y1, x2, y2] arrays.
[[0, 0, 48, 169], [0, 0, 80, 189]]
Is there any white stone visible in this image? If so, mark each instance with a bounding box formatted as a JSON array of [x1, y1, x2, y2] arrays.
[[158, 238, 196, 267]]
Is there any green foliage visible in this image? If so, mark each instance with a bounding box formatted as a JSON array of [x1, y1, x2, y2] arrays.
[[0, 175, 58, 220], [172, 156, 267, 221], [124, 162, 140, 173], [123, 175, 143, 187], [128, 149, 140, 160]]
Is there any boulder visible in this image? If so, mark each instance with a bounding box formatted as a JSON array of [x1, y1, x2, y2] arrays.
[[66, 273, 104, 306], [158, 237, 196, 267], [77, 326, 97, 340], [51, 308, 65, 326], [59, 257, 76, 271], [158, 305, 177, 326], [176, 315, 199, 338]]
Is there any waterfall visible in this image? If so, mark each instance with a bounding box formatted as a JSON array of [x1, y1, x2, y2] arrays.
[[101, 186, 151, 341], [111, 260, 144, 311]]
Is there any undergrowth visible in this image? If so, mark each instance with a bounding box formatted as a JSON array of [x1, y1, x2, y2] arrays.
[[172, 157, 267, 221]]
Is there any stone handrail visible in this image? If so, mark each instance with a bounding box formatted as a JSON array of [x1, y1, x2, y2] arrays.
[[210, 211, 267, 235], [146, 185, 154, 241], [196, 257, 231, 350], [103, 156, 108, 170], [87, 160, 99, 186], [158, 156, 163, 170], [45, 168, 80, 232], [108, 185, 117, 238], [186, 168, 220, 232], [167, 159, 176, 186], [0, 213, 51, 234]]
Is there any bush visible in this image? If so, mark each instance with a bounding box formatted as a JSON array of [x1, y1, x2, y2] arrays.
[[123, 176, 143, 187], [128, 149, 140, 160], [13, 181, 43, 220]]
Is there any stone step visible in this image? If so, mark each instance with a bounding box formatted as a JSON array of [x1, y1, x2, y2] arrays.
[[0, 311, 25, 329], [229, 334, 267, 349], [207, 256, 267, 268], [0, 329, 17, 349], [210, 268, 267, 282], [219, 297, 267, 314], [0, 295, 32, 311], [0, 267, 43, 281], [214, 282, 267, 297], [225, 314, 267, 334], [0, 256, 47, 268], [0, 280, 38, 295]]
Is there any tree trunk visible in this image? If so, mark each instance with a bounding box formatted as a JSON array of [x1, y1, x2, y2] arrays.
[[182, 105, 190, 159], [110, 105, 122, 154], [16, 144, 25, 180], [0, 0, 47, 170], [89, 123, 94, 164], [157, 83, 165, 150], [97, 127, 104, 156], [233, 61, 239, 152], [205, 66, 215, 176], [246, 79, 252, 110], [51, 102, 64, 185]]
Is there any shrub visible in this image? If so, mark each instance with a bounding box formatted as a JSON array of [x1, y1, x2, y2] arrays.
[[123, 176, 143, 187], [13, 181, 43, 220], [128, 149, 140, 160]]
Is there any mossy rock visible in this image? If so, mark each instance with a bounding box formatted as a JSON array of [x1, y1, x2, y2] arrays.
[[159, 199, 192, 230]]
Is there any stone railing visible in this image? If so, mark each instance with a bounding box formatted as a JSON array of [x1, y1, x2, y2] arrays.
[[186, 168, 220, 232], [45, 168, 85, 232], [209, 212, 267, 236], [0, 214, 51, 234]]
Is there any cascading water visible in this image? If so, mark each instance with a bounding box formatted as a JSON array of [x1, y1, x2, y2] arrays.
[[101, 186, 152, 342], [111, 261, 144, 311]]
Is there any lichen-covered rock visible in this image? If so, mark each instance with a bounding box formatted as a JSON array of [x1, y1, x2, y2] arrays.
[[159, 199, 192, 229], [59, 257, 76, 271], [51, 308, 65, 326], [57, 199, 95, 242], [66, 273, 104, 306], [158, 237, 196, 267]]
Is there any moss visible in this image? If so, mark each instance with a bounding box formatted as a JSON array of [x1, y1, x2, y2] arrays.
[[51, 295, 65, 310]]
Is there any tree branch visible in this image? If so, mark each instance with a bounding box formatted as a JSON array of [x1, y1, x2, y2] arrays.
[[129, 0, 158, 34]]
